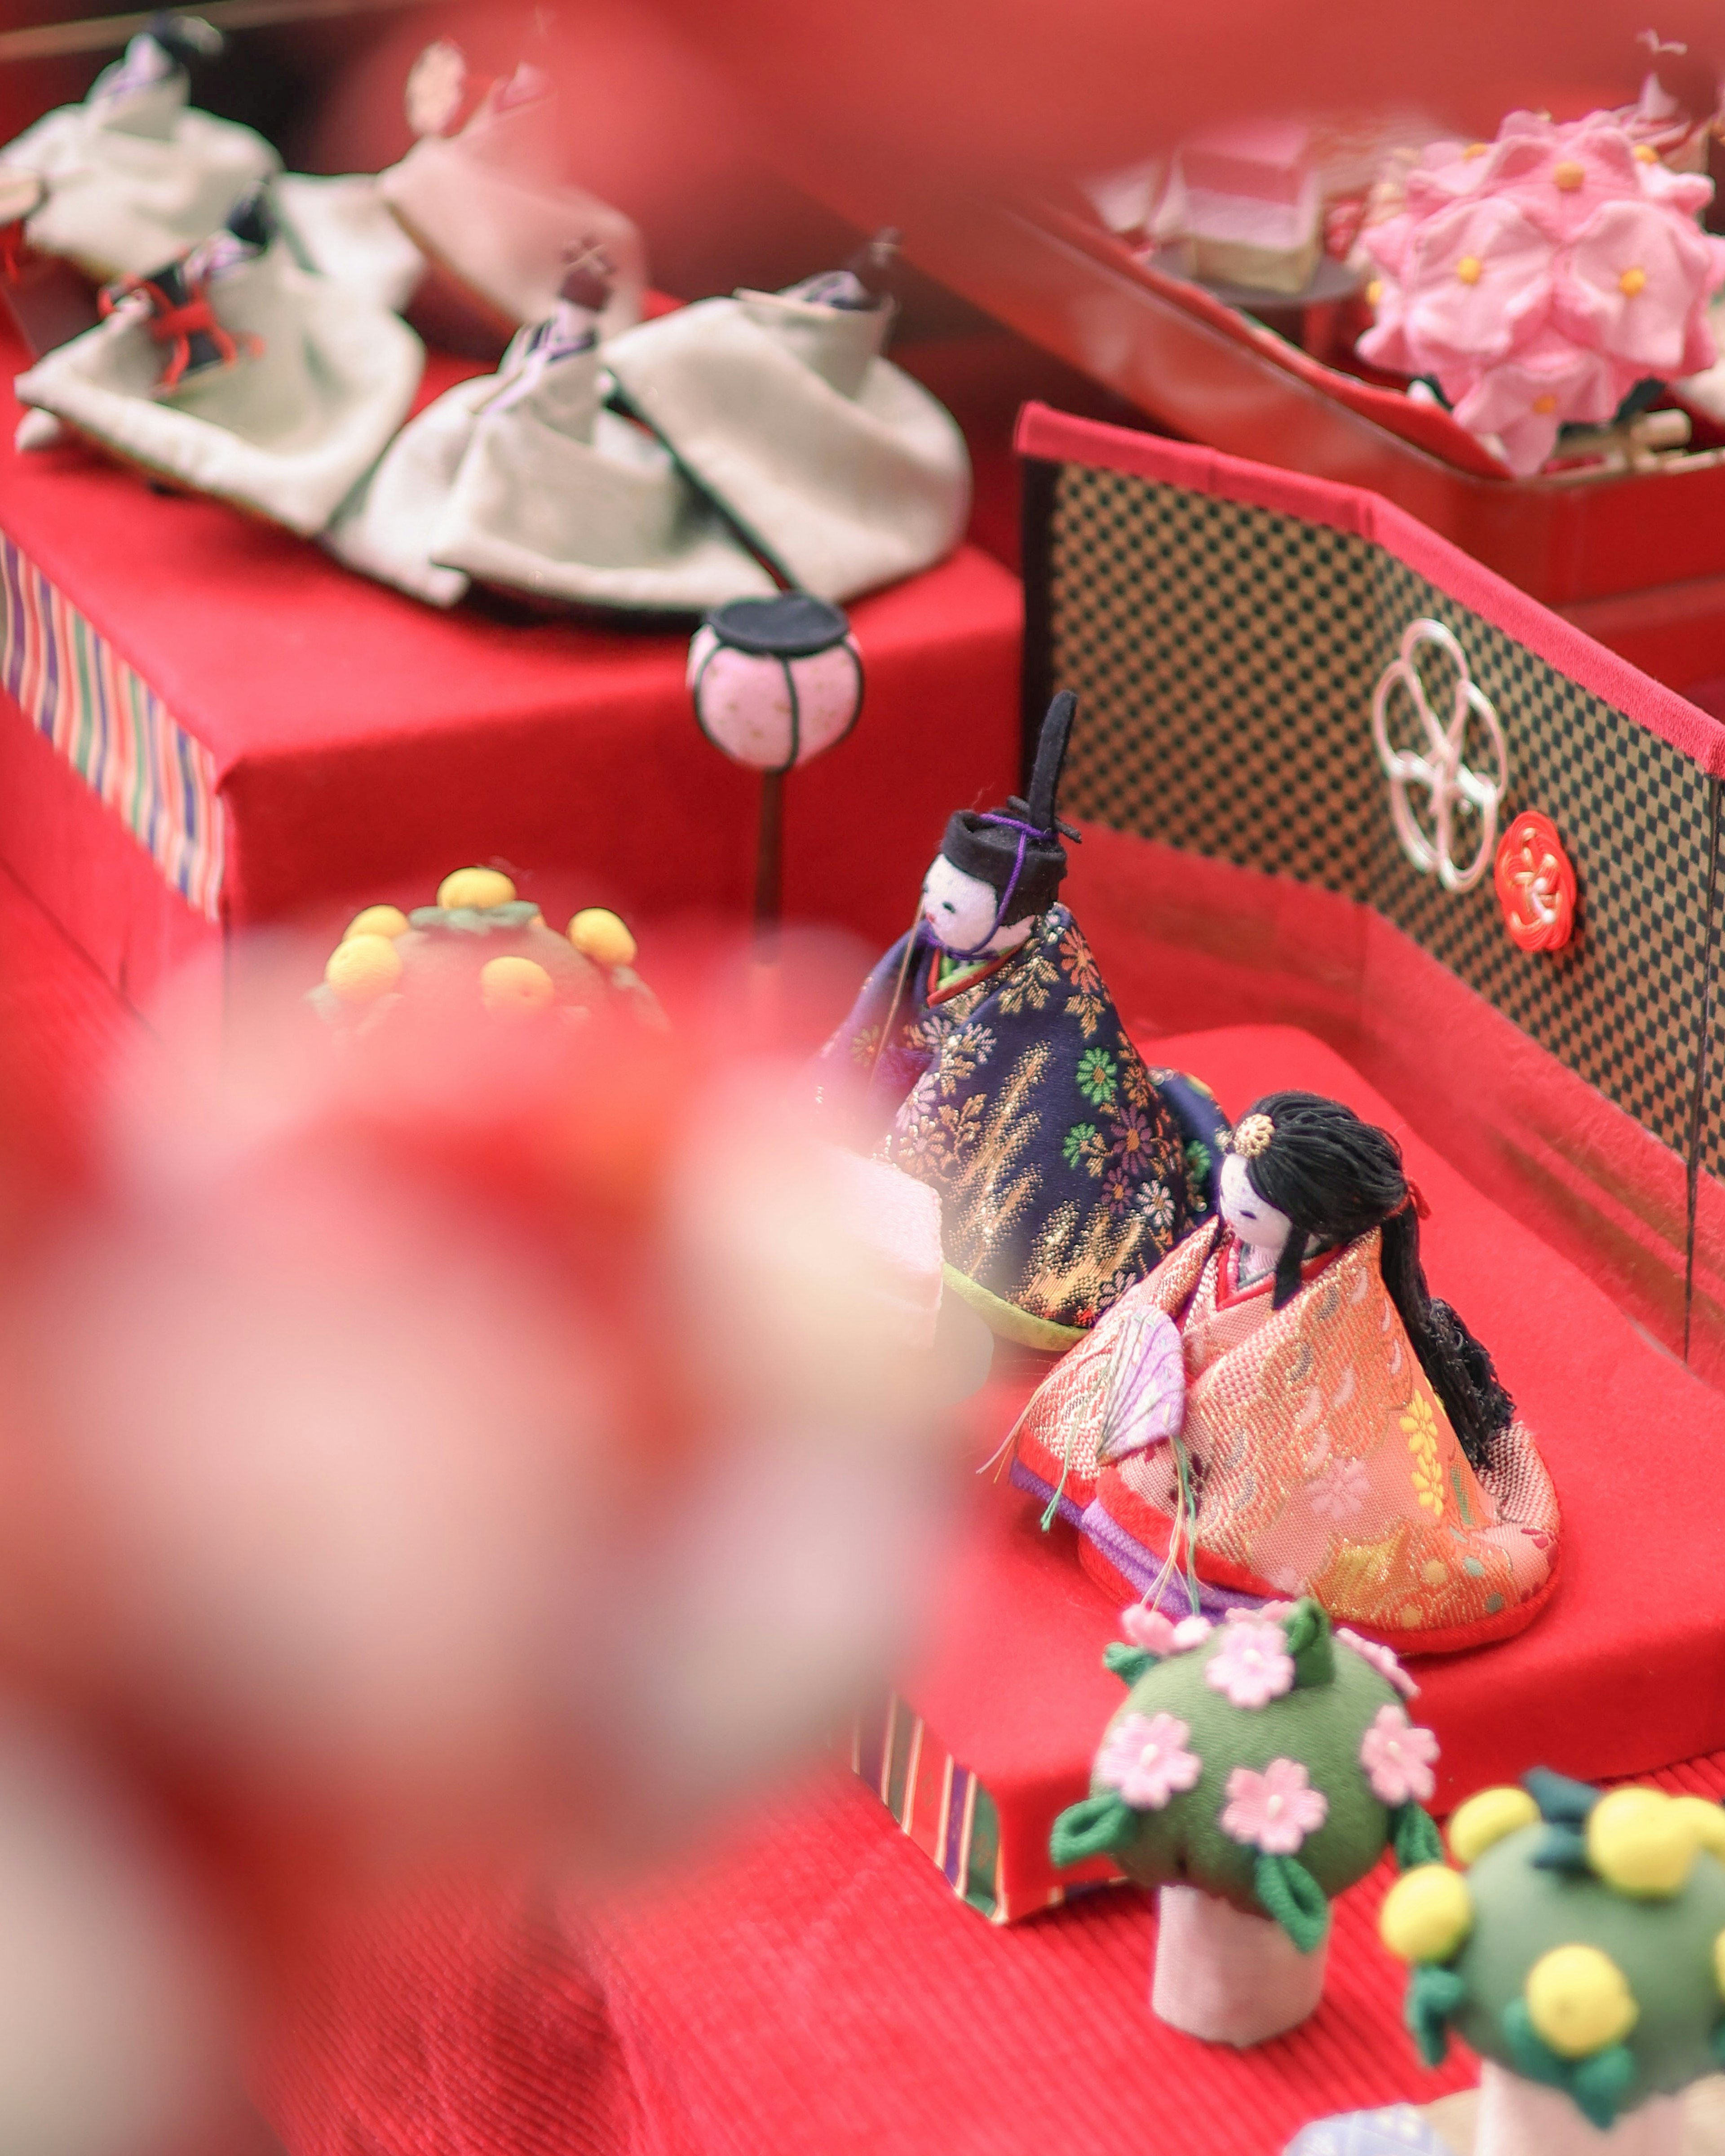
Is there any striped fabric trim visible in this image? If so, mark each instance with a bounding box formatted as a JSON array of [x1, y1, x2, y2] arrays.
[[853, 1698, 1725, 1928], [853, 1694, 1115, 1924], [0, 530, 225, 921]]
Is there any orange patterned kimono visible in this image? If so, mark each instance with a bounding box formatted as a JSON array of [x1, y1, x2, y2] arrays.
[[1017, 1225, 1560, 1653]]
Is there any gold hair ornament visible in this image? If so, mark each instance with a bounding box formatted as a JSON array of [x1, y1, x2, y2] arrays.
[[1230, 1113, 1275, 1159]]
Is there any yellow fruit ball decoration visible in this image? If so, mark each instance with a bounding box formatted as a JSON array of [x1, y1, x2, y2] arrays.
[[1671, 1796, 1725, 1863], [438, 866, 517, 911], [1587, 1787, 1698, 1899], [325, 933, 403, 1003], [342, 904, 410, 943], [568, 907, 637, 969], [1525, 1944, 1638, 2057], [1380, 1865, 1474, 1964], [1449, 1785, 1540, 1865], [479, 955, 555, 1018]]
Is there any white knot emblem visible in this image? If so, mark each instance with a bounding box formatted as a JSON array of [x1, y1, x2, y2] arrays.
[[1371, 619, 1508, 894]]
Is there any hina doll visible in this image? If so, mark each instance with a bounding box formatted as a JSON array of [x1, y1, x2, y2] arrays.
[[1014, 1090, 1560, 1647], [605, 233, 971, 601], [815, 691, 1227, 1348], [16, 189, 422, 539], [377, 40, 646, 348], [0, 17, 278, 284], [324, 250, 772, 611]]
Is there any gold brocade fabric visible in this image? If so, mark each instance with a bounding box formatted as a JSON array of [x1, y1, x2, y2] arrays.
[[820, 907, 1213, 1333], [1033, 1227, 1560, 1642]]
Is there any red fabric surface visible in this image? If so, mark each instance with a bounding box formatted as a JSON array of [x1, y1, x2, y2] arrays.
[[0, 858, 146, 1142], [1017, 402, 1725, 778], [908, 1021, 1725, 1918], [0, 683, 222, 1007], [641, 0, 1715, 204], [264, 1751, 1725, 2156], [0, 340, 1021, 1005], [260, 1771, 1483, 2156]]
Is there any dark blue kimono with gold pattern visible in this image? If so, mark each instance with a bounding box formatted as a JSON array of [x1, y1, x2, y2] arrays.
[[816, 904, 1225, 1346]]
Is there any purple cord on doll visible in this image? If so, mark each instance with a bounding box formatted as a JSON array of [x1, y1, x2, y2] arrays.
[[937, 812, 1048, 961]]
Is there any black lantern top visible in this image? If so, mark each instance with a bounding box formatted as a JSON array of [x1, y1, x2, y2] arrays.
[[704, 594, 852, 660]]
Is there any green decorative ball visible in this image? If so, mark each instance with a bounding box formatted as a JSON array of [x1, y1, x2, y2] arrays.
[[1053, 1603, 1418, 1919], [1451, 1825, 1725, 2105]]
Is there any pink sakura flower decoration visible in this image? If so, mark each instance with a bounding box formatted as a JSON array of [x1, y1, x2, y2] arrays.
[[1204, 1617, 1294, 1708], [1359, 1705, 1440, 1805], [1358, 107, 1725, 476], [1220, 1758, 1328, 1853], [1336, 1626, 1419, 1699], [1401, 142, 1493, 218], [1307, 1456, 1370, 1523], [1452, 330, 1619, 475], [1397, 196, 1555, 379], [1120, 1605, 1177, 1653], [1557, 199, 1720, 376], [1118, 1606, 1216, 1654], [1095, 1712, 1203, 1810]]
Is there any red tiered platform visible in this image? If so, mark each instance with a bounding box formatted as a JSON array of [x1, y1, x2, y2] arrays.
[[0, 345, 1023, 1011]]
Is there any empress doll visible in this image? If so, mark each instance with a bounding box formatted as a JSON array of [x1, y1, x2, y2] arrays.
[[814, 691, 1227, 1347], [1013, 1090, 1559, 1648]]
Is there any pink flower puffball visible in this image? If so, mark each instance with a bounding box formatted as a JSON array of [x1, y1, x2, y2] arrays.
[[1358, 109, 1725, 476], [1220, 1757, 1329, 1854]]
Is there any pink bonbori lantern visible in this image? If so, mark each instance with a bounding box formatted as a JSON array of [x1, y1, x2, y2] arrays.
[[688, 594, 863, 927]]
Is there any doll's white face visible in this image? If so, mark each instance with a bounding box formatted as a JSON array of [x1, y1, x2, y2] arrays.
[[1220, 1153, 1293, 1255], [920, 854, 1034, 957]]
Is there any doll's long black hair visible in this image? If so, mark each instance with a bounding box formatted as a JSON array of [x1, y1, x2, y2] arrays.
[[1229, 1090, 1513, 1473]]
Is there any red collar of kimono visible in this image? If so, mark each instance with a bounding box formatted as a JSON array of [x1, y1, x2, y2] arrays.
[[1214, 1231, 1346, 1312], [924, 943, 1017, 1007]]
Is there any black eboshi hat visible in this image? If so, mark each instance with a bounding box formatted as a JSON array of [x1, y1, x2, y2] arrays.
[[938, 689, 1080, 926]]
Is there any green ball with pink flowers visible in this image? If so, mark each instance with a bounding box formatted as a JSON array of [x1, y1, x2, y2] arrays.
[[1051, 1598, 1443, 1951]]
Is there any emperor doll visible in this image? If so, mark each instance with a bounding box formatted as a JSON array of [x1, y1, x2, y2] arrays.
[[815, 691, 1226, 1349]]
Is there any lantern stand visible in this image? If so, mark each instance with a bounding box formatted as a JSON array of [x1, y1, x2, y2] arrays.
[[688, 593, 865, 943], [755, 767, 786, 930]]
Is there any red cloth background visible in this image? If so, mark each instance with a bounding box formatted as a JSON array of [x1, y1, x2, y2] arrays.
[[634, 0, 1723, 208], [0, 682, 223, 1008]]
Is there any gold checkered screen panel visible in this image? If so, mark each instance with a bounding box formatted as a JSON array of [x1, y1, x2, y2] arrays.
[[1042, 459, 1716, 1160], [1701, 932, 1725, 1183]]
